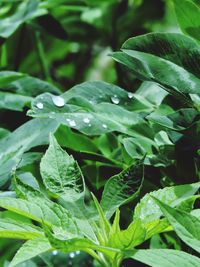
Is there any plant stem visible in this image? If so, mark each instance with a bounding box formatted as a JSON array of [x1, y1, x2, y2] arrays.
[[35, 31, 52, 83], [1, 44, 7, 67]]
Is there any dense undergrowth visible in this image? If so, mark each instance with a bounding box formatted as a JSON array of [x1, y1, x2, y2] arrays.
[[0, 0, 199, 267]]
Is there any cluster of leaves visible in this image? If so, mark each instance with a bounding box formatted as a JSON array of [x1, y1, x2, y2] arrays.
[[0, 0, 199, 266]]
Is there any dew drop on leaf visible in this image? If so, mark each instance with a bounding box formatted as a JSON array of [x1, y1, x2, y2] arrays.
[[102, 124, 107, 129], [83, 117, 90, 124], [111, 95, 120, 104], [69, 252, 75, 258], [67, 119, 76, 127], [128, 92, 134, 99], [52, 95, 65, 107], [36, 102, 43, 109], [52, 250, 58, 255]]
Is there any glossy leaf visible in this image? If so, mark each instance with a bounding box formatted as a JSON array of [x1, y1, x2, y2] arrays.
[[172, 0, 200, 42]]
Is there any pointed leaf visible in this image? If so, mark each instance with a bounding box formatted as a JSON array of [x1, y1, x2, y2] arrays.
[[134, 182, 200, 223], [101, 159, 144, 219], [153, 198, 200, 253], [40, 134, 85, 200], [9, 237, 51, 267]]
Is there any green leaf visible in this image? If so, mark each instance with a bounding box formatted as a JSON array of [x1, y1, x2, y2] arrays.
[[108, 219, 146, 249], [147, 108, 199, 130], [29, 81, 153, 137], [122, 32, 200, 78], [153, 198, 200, 253], [172, 0, 200, 42], [0, 217, 43, 239], [101, 159, 144, 219], [126, 249, 200, 267], [7, 76, 61, 97], [112, 50, 199, 105], [0, 118, 58, 186], [40, 133, 85, 199], [0, 71, 25, 87], [40, 134, 97, 241], [134, 182, 200, 223], [91, 193, 111, 243], [9, 237, 51, 267], [0, 92, 32, 111], [0, 197, 79, 238]]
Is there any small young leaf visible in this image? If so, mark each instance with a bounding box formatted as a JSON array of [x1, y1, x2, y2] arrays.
[[108, 219, 146, 249]]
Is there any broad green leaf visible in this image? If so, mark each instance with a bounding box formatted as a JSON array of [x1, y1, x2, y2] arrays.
[[55, 125, 98, 153], [63, 81, 153, 112], [112, 50, 199, 105], [122, 137, 155, 160], [0, 197, 79, 238], [147, 108, 199, 130], [172, 0, 200, 42], [9, 237, 51, 267], [28, 81, 155, 141], [126, 249, 200, 267], [29, 91, 144, 137], [122, 32, 200, 78], [108, 219, 146, 249], [40, 134, 85, 199], [0, 71, 25, 87], [101, 159, 144, 219], [7, 76, 61, 97], [0, 217, 43, 239], [0, 92, 32, 111], [40, 134, 97, 241], [134, 182, 200, 223], [0, 118, 59, 186], [154, 198, 200, 253]]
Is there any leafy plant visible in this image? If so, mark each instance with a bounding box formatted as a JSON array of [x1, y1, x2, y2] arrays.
[[0, 134, 199, 267]]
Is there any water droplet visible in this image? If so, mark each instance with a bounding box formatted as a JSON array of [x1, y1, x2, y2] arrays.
[[102, 124, 107, 129], [111, 95, 120, 104], [76, 251, 80, 255], [52, 95, 65, 107], [68, 119, 76, 127], [128, 92, 134, 99], [36, 102, 43, 109], [69, 252, 75, 258], [52, 250, 58, 255], [83, 117, 90, 124], [88, 123, 91, 127]]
